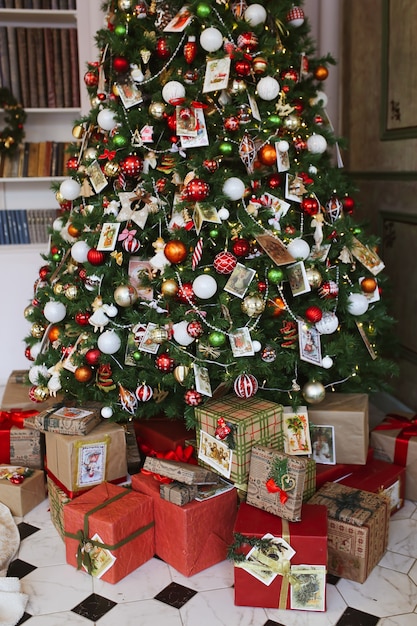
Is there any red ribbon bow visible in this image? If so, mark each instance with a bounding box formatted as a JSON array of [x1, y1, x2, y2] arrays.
[[0, 409, 39, 464], [98, 149, 116, 160], [374, 412, 417, 466], [140, 443, 197, 483], [265, 477, 288, 503]]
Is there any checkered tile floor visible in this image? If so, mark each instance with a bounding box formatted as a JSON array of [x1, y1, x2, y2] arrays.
[[6, 496, 417, 625]]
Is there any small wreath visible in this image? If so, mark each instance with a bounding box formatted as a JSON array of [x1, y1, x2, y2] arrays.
[[0, 87, 26, 155]]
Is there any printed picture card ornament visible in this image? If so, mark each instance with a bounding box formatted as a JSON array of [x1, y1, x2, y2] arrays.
[[256, 76, 280, 101], [315, 312, 339, 335], [302, 379, 326, 404], [234, 373, 259, 399]]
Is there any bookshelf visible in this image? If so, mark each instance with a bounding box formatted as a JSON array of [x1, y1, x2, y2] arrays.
[[0, 0, 102, 385]]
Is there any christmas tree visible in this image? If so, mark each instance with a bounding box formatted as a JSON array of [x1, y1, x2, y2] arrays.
[[24, 0, 398, 424]]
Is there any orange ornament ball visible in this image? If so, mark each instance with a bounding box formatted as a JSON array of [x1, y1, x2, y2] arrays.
[[74, 365, 93, 383], [361, 277, 377, 293], [48, 325, 61, 342], [258, 143, 277, 166], [67, 223, 81, 238], [314, 65, 329, 81], [164, 239, 188, 264], [268, 296, 286, 317]]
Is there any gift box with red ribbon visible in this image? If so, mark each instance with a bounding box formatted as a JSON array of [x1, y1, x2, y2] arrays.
[[231, 502, 327, 610], [315, 447, 374, 490], [0, 465, 46, 516], [63, 482, 155, 583], [0, 409, 44, 469], [371, 412, 417, 501], [134, 414, 195, 460], [131, 471, 238, 576]]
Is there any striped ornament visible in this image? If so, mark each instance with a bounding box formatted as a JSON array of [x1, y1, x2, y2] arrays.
[[233, 373, 259, 398]]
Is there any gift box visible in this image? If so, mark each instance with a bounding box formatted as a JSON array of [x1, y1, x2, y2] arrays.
[[370, 412, 417, 501], [160, 481, 198, 506], [45, 421, 127, 497], [246, 446, 308, 521], [25, 403, 101, 436], [0, 466, 46, 516], [338, 459, 405, 515], [195, 395, 283, 489], [1, 410, 45, 469], [308, 393, 369, 464], [308, 482, 389, 583], [315, 448, 374, 490], [47, 475, 72, 540], [125, 421, 141, 475], [132, 471, 238, 576], [142, 455, 218, 485], [134, 415, 195, 457], [232, 502, 327, 610], [1, 370, 61, 411], [63, 482, 155, 584]]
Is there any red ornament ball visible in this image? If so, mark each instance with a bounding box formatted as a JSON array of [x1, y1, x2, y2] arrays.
[[87, 248, 106, 265], [75, 311, 91, 326], [266, 174, 282, 189], [301, 196, 320, 216], [184, 389, 203, 406], [286, 6, 305, 27], [122, 238, 141, 253], [237, 31, 258, 52], [120, 155, 143, 177], [156, 37, 170, 59], [66, 157, 79, 172], [281, 68, 299, 82], [223, 116, 240, 132], [155, 178, 167, 193], [155, 352, 175, 373], [135, 383, 153, 402], [234, 373, 258, 398], [319, 280, 339, 299], [232, 237, 251, 257], [113, 56, 130, 74], [203, 158, 219, 173], [184, 178, 210, 202], [305, 306, 323, 323], [84, 71, 98, 87], [176, 282, 195, 304], [85, 348, 101, 365], [213, 251, 237, 275], [234, 59, 252, 76], [187, 320, 204, 338], [342, 196, 355, 214], [25, 346, 34, 361], [164, 239, 188, 264], [39, 265, 50, 280]]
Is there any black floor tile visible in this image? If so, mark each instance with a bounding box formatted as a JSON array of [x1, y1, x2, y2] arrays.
[[336, 607, 380, 626], [72, 593, 117, 622], [18, 522, 41, 541], [7, 559, 37, 579], [327, 572, 341, 585], [16, 613, 32, 625], [154, 582, 197, 609], [263, 620, 286, 626]]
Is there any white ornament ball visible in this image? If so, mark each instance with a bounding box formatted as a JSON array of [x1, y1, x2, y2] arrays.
[[302, 380, 326, 404], [59, 178, 81, 201], [30, 342, 42, 360], [97, 330, 121, 354], [200, 27, 223, 52], [105, 304, 118, 318], [71, 240, 91, 263], [257, 76, 280, 101], [308, 164, 318, 175], [347, 293, 369, 316], [172, 321, 195, 346], [192, 274, 218, 299], [277, 140, 289, 153], [218, 207, 230, 220], [52, 217, 65, 232], [161, 80, 186, 104], [97, 108, 118, 131], [244, 3, 267, 26], [44, 300, 67, 323], [287, 238, 310, 260], [310, 91, 328, 108], [101, 406, 113, 419], [307, 134, 328, 154], [315, 312, 339, 335], [321, 356, 334, 369], [252, 340, 262, 353], [222, 177, 246, 200], [84, 274, 101, 292], [28, 364, 50, 385]]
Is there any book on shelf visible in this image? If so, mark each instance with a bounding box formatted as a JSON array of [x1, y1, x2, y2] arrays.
[[34, 27, 47, 108], [43, 28, 57, 108], [60, 27, 72, 108], [27, 28, 40, 108], [52, 28, 64, 108], [16, 28, 31, 108], [69, 27, 80, 108], [6, 27, 22, 105], [0, 27, 11, 91], [27, 142, 40, 177], [0, 208, 58, 245]]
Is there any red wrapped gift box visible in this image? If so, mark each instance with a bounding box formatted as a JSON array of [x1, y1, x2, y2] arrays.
[[338, 458, 405, 515], [0, 409, 44, 469], [232, 502, 327, 610], [315, 447, 374, 490], [63, 482, 154, 584], [131, 471, 238, 577], [134, 415, 195, 456]]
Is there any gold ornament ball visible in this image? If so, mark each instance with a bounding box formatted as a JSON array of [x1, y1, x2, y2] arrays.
[[305, 267, 322, 288], [258, 143, 277, 166], [74, 365, 94, 383], [24, 304, 35, 319], [31, 323, 45, 339], [55, 190, 65, 204], [32, 385, 50, 402], [114, 284, 138, 307], [65, 284, 78, 300], [151, 326, 169, 344], [302, 380, 326, 404], [283, 114, 300, 131], [241, 294, 266, 317], [149, 101, 166, 120], [173, 365, 190, 385], [48, 325, 61, 342], [252, 56, 268, 74], [53, 282, 64, 295], [361, 277, 377, 293], [67, 223, 81, 238], [161, 279, 179, 297], [72, 124, 84, 139], [314, 65, 329, 81], [164, 240, 188, 264], [103, 161, 120, 177]]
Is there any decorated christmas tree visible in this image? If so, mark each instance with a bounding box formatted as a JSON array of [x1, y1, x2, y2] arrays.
[[23, 0, 398, 424]]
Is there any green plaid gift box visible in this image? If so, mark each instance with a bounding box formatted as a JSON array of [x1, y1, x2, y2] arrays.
[[195, 395, 283, 489], [47, 475, 71, 540]]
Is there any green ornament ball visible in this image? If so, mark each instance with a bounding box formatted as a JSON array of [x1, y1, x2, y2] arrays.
[[196, 2, 211, 18], [113, 134, 129, 148], [52, 253, 61, 262], [208, 331, 226, 347], [219, 142, 233, 156], [267, 268, 284, 284], [267, 114, 282, 127], [114, 24, 127, 37], [209, 228, 219, 239], [132, 351, 142, 362], [353, 227, 362, 235]]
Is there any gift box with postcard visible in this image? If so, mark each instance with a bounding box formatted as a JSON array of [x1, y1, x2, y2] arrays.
[[246, 446, 311, 521], [308, 482, 389, 583], [25, 403, 102, 436], [0, 409, 45, 469], [63, 482, 155, 584], [194, 395, 283, 489], [231, 502, 327, 611], [370, 411, 417, 501], [307, 393, 369, 464], [338, 458, 405, 515], [45, 420, 127, 498], [131, 471, 238, 576], [0, 465, 46, 516]]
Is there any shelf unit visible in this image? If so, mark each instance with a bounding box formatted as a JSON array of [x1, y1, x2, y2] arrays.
[[0, 0, 102, 385]]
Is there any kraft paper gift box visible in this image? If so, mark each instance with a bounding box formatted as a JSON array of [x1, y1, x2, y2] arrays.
[[45, 420, 127, 497], [307, 393, 369, 464], [246, 446, 308, 521], [231, 502, 327, 611], [64, 482, 155, 584], [25, 403, 102, 436], [0, 466, 46, 517], [338, 458, 405, 515], [47, 475, 72, 540], [159, 481, 198, 506], [142, 455, 218, 485], [370, 411, 417, 501], [195, 395, 283, 489], [1, 370, 61, 411], [0, 410, 44, 470], [131, 471, 238, 576], [309, 482, 389, 583]]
